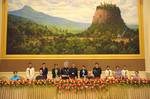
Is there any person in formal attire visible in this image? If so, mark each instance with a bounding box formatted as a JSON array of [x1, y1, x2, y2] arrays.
[[93, 63, 102, 78], [61, 64, 69, 79], [40, 63, 48, 79], [105, 66, 113, 78], [36, 69, 46, 80], [69, 64, 78, 79], [52, 64, 60, 79], [10, 71, 20, 81], [80, 65, 88, 78], [121, 66, 129, 79], [115, 66, 122, 79], [26, 63, 35, 80]]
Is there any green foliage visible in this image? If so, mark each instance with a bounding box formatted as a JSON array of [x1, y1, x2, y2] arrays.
[[7, 14, 139, 54], [97, 3, 121, 15]]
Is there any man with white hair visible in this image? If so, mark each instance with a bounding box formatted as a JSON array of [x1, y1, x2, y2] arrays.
[[61, 61, 70, 79]]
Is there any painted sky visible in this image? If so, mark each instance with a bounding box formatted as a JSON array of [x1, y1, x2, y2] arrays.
[[8, 0, 138, 25]]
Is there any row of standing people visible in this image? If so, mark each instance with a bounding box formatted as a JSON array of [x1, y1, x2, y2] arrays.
[[11, 62, 139, 81], [51, 63, 131, 80], [32, 62, 102, 80], [52, 63, 101, 79]]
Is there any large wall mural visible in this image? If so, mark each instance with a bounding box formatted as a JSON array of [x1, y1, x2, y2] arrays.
[[6, 0, 142, 55]]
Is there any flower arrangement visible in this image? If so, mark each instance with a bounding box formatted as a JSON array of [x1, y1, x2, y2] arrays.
[[0, 78, 150, 91]]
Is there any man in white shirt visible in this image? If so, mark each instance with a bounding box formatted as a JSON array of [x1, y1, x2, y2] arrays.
[[26, 63, 35, 80], [121, 66, 129, 79], [105, 66, 113, 78]]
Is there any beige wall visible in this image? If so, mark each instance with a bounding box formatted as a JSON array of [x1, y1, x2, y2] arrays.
[[0, 0, 150, 71], [0, 0, 2, 58], [0, 59, 145, 71], [143, 0, 150, 72]]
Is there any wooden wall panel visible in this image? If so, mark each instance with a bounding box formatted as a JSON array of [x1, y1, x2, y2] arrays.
[[0, 59, 145, 72]]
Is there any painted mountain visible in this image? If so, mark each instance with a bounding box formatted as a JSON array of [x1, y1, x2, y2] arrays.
[[7, 4, 139, 54], [9, 6, 90, 33]]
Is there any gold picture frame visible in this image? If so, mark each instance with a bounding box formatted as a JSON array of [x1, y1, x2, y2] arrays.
[[1, 0, 145, 59]]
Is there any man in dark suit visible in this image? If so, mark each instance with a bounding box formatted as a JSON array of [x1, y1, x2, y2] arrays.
[[52, 64, 60, 79], [69, 64, 78, 79], [40, 63, 48, 79], [61, 65, 69, 80], [80, 65, 88, 78], [93, 63, 102, 78], [36, 69, 46, 80]]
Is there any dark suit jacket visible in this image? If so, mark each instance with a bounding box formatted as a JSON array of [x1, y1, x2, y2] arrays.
[[52, 68, 60, 78], [36, 75, 46, 80], [61, 67, 69, 76], [80, 69, 88, 78], [40, 67, 48, 78], [69, 67, 78, 78], [93, 67, 102, 77]]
